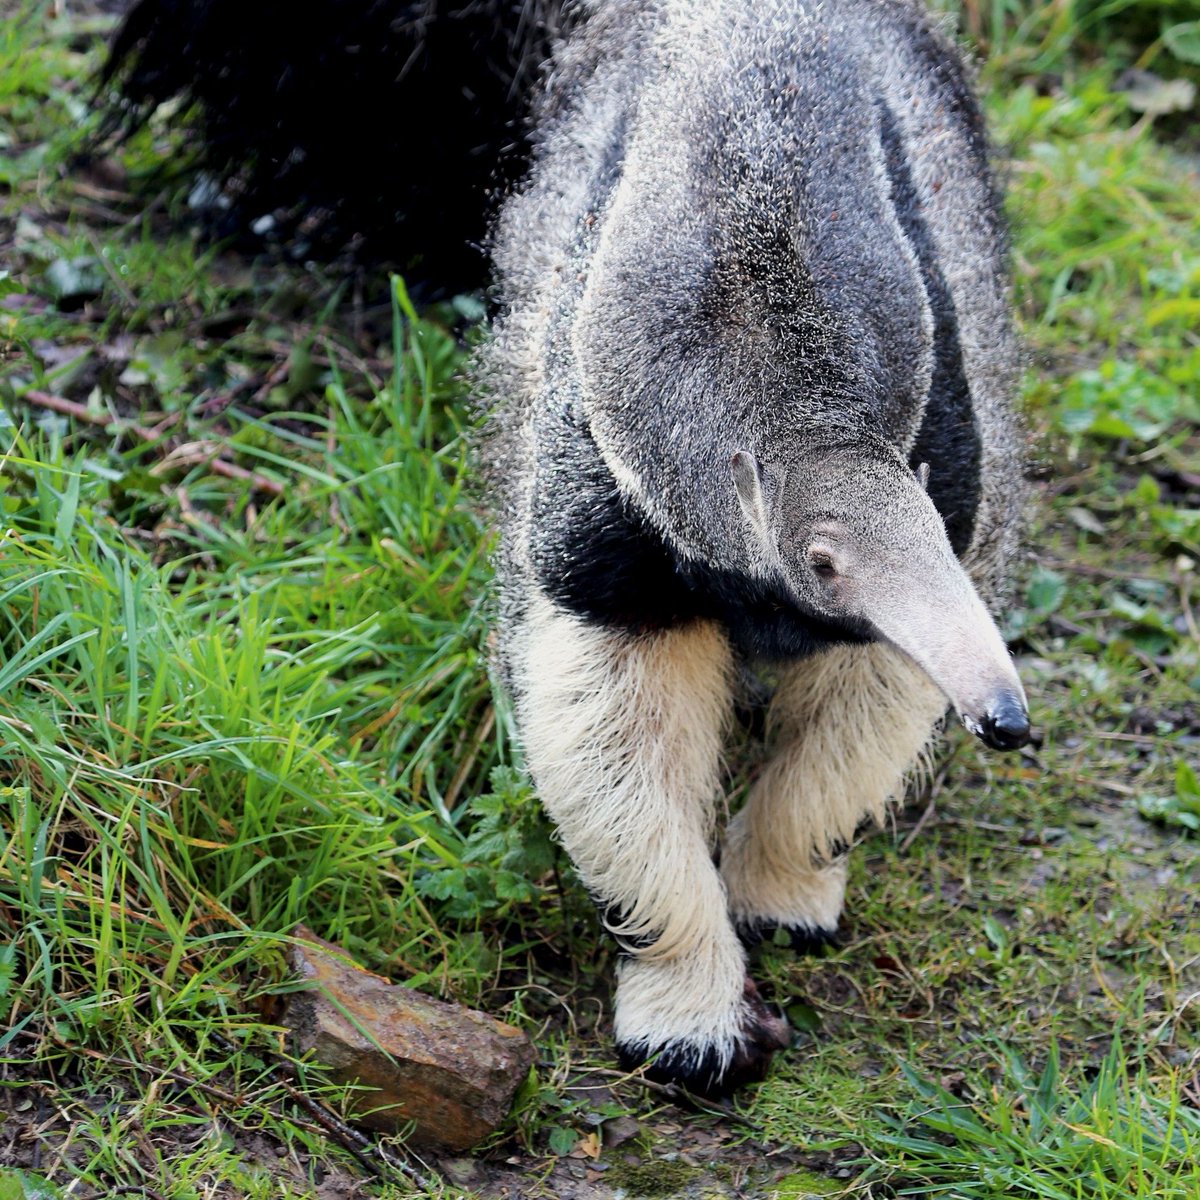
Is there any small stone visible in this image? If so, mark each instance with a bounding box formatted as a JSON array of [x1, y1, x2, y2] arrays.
[[1113, 68, 1196, 115], [441, 1157, 482, 1187], [44, 256, 104, 310], [283, 926, 536, 1151], [602, 1114, 641, 1148]]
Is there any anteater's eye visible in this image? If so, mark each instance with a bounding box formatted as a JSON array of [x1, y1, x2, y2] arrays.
[[810, 550, 837, 579]]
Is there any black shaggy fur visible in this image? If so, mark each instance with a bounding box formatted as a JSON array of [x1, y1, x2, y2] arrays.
[[97, 0, 571, 288], [617, 975, 791, 1096], [528, 406, 876, 657]]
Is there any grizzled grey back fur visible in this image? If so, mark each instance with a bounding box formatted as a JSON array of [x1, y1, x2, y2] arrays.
[[480, 0, 1023, 657]]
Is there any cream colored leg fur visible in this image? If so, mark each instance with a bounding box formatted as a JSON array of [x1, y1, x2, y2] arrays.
[[721, 642, 947, 936], [515, 593, 750, 1060]]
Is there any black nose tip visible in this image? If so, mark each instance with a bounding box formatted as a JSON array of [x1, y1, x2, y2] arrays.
[[979, 696, 1031, 751]]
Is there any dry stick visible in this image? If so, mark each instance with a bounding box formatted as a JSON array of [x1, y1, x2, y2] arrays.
[[899, 796, 938, 855], [273, 1068, 438, 1191], [48, 1038, 247, 1109], [566, 1065, 757, 1127], [207, 1031, 438, 1191], [1032, 554, 1166, 584], [269, 1075, 389, 1181], [49, 1036, 408, 1185], [23, 388, 150, 434], [898, 750, 957, 855], [22, 389, 285, 498]]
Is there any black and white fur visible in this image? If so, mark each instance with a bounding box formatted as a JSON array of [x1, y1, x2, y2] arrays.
[[479, 0, 1031, 1093]]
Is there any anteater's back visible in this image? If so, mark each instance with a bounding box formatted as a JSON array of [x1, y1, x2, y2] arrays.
[[483, 0, 1021, 605]]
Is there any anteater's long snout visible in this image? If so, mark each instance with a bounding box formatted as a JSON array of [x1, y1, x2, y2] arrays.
[[897, 604, 1033, 753], [923, 584, 1031, 754], [899, 587, 1032, 754], [861, 548, 1032, 755], [973, 690, 1031, 751]]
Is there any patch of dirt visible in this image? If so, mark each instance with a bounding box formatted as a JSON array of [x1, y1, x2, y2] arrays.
[[464, 1100, 826, 1200], [240, 1133, 375, 1200], [0, 1063, 375, 1199], [0, 1055, 833, 1199]]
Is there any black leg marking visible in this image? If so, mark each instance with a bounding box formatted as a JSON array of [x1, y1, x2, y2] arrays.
[[737, 919, 840, 955], [616, 977, 791, 1097]]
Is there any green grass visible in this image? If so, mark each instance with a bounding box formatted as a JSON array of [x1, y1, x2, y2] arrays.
[[0, 282, 515, 1192], [2, 1, 1199, 1197], [873, 1040, 1200, 1197]]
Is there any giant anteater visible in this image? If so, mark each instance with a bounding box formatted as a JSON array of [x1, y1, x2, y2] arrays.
[[480, 0, 1031, 1093]]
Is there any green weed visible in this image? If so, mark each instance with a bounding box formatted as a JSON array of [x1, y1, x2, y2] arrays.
[[871, 1040, 1200, 1198], [0, 277, 521, 1190]]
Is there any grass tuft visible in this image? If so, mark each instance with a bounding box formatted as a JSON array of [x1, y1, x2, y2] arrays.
[[872, 1039, 1200, 1198]]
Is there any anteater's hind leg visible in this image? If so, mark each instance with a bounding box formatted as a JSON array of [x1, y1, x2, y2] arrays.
[[508, 591, 789, 1092], [721, 643, 947, 947]]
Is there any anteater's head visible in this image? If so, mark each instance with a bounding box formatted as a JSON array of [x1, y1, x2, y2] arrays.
[[731, 438, 1030, 751]]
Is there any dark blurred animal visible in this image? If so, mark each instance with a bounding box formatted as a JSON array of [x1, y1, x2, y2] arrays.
[[97, 0, 571, 290], [480, 0, 1031, 1094]]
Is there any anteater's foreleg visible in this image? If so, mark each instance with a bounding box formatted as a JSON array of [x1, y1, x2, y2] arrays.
[[510, 592, 788, 1091], [721, 643, 947, 947]]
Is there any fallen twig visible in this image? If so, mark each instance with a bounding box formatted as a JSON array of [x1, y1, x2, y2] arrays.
[[208, 1031, 439, 1191], [47, 1037, 247, 1108], [22, 388, 150, 434], [1032, 554, 1166, 584], [21, 389, 285, 497], [899, 797, 938, 854], [48, 1034, 432, 1187], [563, 1064, 757, 1127]]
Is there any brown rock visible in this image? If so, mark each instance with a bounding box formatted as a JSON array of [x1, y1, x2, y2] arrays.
[[284, 926, 535, 1150]]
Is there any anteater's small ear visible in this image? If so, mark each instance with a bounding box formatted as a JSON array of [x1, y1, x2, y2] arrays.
[[731, 450, 778, 552], [915, 461, 931, 491]]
